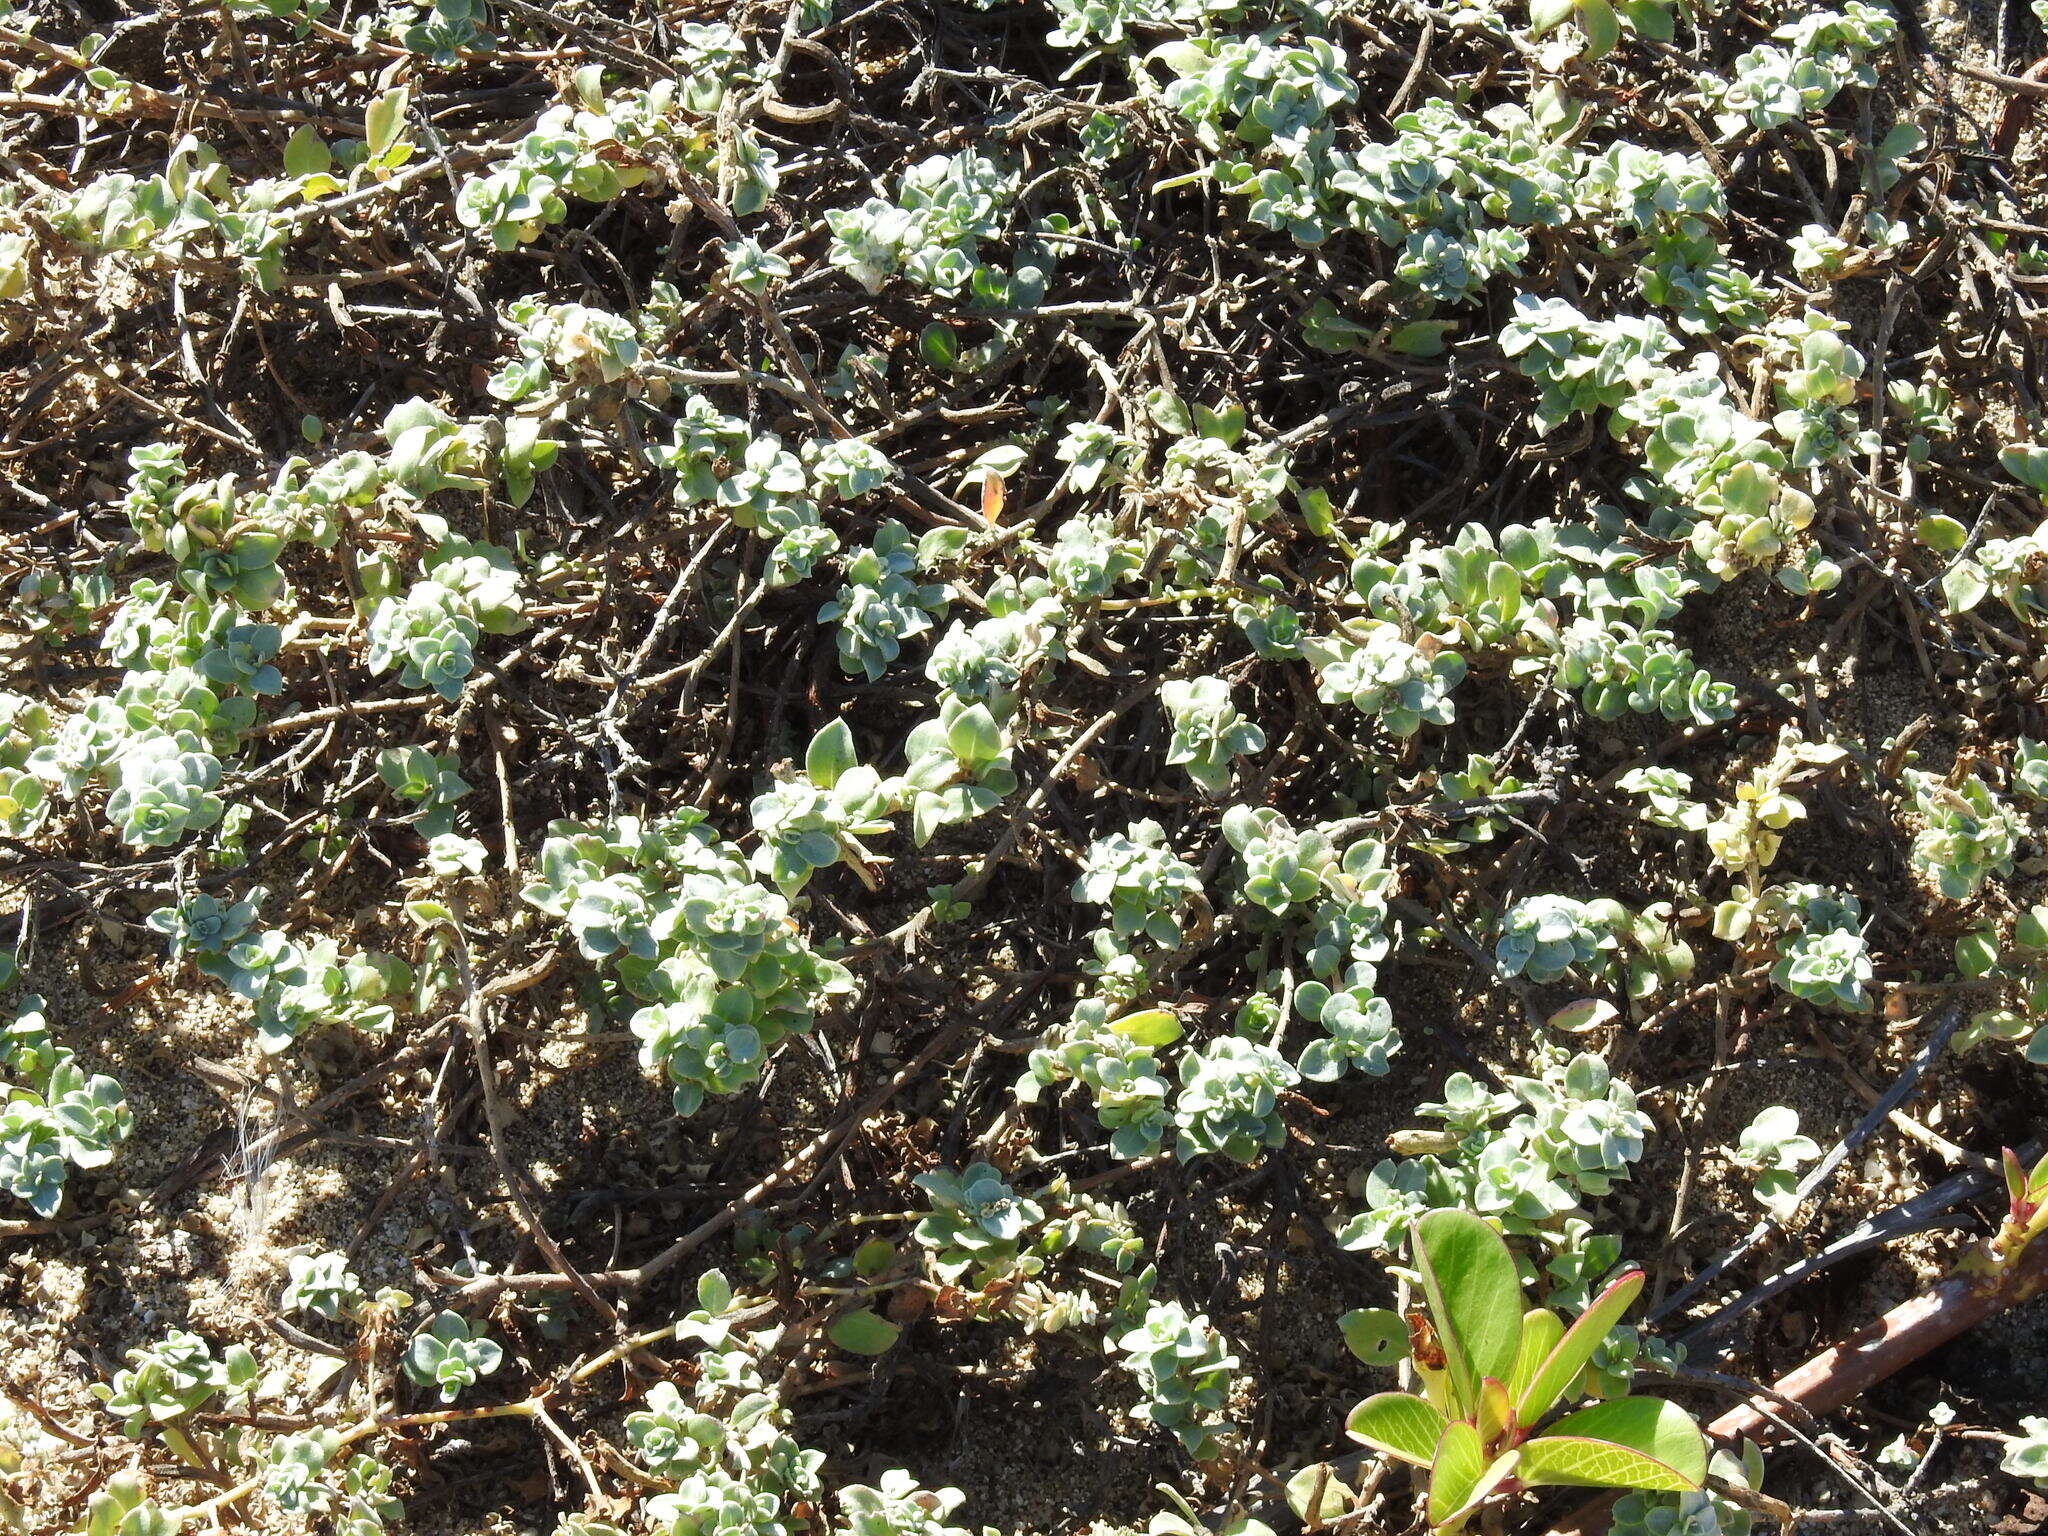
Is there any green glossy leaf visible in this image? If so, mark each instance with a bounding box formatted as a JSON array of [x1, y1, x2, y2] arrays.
[[1517, 1434, 1695, 1492], [1413, 1209, 1522, 1417], [1425, 1420, 1486, 1529], [1339, 1308, 1408, 1366], [1521, 1398, 1706, 1491], [1344, 1391, 1445, 1467], [1516, 1269, 1644, 1423], [1436, 1451, 1521, 1534], [827, 1309, 900, 1355], [1508, 1308, 1563, 1404], [1476, 1376, 1512, 1447]]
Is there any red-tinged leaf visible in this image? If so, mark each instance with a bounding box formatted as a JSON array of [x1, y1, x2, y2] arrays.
[[1520, 1399, 1706, 1492], [1426, 1420, 1486, 1529], [1413, 1210, 1522, 1418], [1509, 1308, 1562, 1405], [1476, 1377, 1513, 1450], [1433, 1451, 1521, 1534], [1515, 1269, 1645, 1424]]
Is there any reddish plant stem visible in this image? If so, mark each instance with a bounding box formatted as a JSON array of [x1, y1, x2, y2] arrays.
[[1704, 1236, 2048, 1445]]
